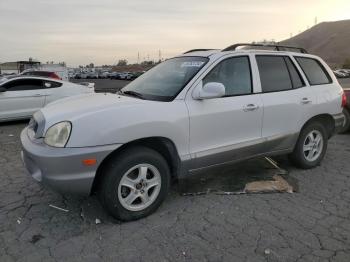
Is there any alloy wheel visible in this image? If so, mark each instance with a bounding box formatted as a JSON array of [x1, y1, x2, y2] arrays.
[[117, 164, 162, 212], [303, 130, 324, 162]]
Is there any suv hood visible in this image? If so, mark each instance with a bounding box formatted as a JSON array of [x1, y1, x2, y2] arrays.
[[32, 92, 188, 148]]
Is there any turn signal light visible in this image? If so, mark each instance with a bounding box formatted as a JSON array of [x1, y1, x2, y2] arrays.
[[82, 159, 97, 166]]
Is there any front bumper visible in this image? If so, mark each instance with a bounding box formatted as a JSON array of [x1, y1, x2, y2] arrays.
[[333, 113, 346, 133], [20, 127, 122, 196]]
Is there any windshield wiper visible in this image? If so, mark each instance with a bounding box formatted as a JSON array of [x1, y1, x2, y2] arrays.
[[119, 90, 145, 99]]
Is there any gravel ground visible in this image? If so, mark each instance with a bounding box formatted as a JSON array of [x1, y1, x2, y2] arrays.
[[0, 120, 349, 262]]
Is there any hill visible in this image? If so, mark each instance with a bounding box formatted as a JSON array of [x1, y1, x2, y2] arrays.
[[280, 19, 350, 68]]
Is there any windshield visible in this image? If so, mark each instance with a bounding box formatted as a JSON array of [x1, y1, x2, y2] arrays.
[[121, 56, 208, 101]]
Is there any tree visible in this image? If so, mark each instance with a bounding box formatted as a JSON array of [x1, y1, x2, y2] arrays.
[[141, 60, 154, 66], [343, 58, 350, 69], [117, 59, 128, 66]]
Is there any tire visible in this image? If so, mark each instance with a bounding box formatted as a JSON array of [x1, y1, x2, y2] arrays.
[[338, 108, 350, 134], [289, 121, 328, 169], [98, 146, 170, 221]]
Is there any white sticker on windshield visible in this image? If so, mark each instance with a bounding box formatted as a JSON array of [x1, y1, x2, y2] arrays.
[[181, 61, 205, 68]]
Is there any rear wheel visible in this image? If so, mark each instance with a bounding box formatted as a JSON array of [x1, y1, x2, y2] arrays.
[[338, 108, 350, 134], [99, 147, 170, 221], [289, 122, 328, 169]]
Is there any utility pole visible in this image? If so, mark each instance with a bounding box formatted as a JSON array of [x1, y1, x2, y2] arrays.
[[137, 52, 140, 64], [315, 17, 318, 25]]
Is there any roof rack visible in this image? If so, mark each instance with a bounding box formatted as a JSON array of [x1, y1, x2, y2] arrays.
[[222, 43, 308, 54], [183, 49, 215, 54]]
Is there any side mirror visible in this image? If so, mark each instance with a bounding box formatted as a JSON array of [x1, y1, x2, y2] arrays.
[[0, 87, 6, 93], [193, 82, 225, 100]]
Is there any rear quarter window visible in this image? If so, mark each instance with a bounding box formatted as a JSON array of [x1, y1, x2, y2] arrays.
[[44, 81, 62, 88], [295, 57, 332, 85]]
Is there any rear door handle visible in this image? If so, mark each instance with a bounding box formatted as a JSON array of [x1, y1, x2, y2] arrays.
[[243, 104, 259, 112], [301, 97, 312, 104]]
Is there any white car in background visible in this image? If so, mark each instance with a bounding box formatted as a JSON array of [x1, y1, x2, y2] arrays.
[[0, 76, 95, 122], [119, 72, 133, 80]]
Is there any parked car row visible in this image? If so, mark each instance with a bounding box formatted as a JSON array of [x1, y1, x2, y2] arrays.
[[2, 70, 65, 81], [334, 69, 350, 78], [71, 71, 144, 80]]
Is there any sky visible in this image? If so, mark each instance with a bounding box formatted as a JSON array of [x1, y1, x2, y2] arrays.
[[0, 0, 349, 66]]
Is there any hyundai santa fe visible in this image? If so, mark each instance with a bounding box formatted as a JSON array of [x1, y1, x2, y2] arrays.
[[21, 44, 346, 221]]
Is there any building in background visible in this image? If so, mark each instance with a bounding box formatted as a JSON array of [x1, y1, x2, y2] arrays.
[[0, 60, 40, 75]]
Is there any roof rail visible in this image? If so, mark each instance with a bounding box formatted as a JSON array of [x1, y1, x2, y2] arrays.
[[222, 43, 308, 54], [183, 49, 215, 54]]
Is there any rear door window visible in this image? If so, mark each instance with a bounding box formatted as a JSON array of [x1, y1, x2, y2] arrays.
[[285, 58, 304, 88], [295, 57, 332, 85], [256, 56, 292, 92]]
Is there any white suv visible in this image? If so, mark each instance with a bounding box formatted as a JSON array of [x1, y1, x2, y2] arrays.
[[21, 44, 346, 221]]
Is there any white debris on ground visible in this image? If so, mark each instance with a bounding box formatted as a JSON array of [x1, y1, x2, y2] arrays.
[[49, 204, 69, 212]]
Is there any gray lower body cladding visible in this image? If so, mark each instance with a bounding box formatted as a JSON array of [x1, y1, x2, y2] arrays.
[[20, 127, 121, 196], [181, 133, 299, 176], [333, 112, 346, 133]]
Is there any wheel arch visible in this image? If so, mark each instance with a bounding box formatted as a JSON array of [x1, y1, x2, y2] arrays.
[[301, 114, 335, 138], [90, 136, 182, 195]]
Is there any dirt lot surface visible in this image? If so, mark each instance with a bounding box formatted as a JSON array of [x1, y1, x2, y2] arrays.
[[0, 120, 349, 261]]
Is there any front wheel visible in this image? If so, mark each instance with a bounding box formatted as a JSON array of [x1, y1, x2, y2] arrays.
[[99, 147, 170, 221], [289, 122, 328, 169]]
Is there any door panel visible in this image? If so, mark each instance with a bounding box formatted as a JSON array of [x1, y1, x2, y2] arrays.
[[186, 94, 263, 169], [260, 88, 313, 147], [255, 55, 315, 151], [186, 55, 263, 170]]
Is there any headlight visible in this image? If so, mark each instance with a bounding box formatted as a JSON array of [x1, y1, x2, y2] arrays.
[[44, 121, 72, 147]]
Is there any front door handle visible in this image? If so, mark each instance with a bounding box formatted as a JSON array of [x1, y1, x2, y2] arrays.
[[243, 104, 259, 112], [301, 97, 312, 104], [33, 94, 42, 97]]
